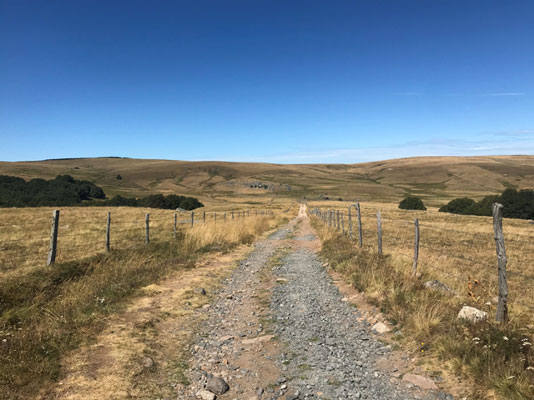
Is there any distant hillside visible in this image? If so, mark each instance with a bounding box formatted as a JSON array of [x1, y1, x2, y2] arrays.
[[1, 155, 533, 207]]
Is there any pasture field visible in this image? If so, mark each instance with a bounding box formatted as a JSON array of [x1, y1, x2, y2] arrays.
[[0, 204, 294, 400], [309, 200, 534, 319], [2, 155, 534, 206], [309, 200, 534, 399], [0, 204, 289, 280]]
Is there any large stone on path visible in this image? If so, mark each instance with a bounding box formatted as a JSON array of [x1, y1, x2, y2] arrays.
[[457, 306, 487, 323], [207, 376, 229, 395], [402, 373, 438, 390]]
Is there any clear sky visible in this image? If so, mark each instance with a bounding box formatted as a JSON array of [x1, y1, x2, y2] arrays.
[[1, 1, 533, 163]]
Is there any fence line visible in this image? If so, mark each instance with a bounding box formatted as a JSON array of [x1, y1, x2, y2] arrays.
[[0, 207, 284, 270], [310, 202, 516, 322]]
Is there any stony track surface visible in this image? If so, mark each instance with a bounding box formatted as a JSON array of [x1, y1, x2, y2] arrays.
[[180, 207, 454, 400]]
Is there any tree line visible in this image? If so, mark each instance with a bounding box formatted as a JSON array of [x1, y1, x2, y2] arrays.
[[399, 188, 534, 220], [439, 188, 534, 220], [0, 175, 203, 210]]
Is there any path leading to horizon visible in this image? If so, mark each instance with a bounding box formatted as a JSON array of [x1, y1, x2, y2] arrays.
[[49, 205, 454, 400]]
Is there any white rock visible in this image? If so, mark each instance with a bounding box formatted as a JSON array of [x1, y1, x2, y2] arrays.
[[371, 322, 390, 334], [196, 389, 216, 400], [457, 306, 487, 323]]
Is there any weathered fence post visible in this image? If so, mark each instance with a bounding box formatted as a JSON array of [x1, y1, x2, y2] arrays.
[[47, 210, 60, 265], [377, 211, 382, 255], [336, 210, 340, 230], [191, 211, 195, 227], [493, 203, 508, 323], [356, 203, 363, 248], [173, 213, 177, 239], [341, 211, 345, 234], [106, 212, 111, 251], [214, 212, 217, 222], [232, 211, 234, 220], [224, 212, 227, 221], [145, 213, 150, 244], [203, 211, 206, 223], [413, 218, 419, 275], [348, 206, 353, 240]]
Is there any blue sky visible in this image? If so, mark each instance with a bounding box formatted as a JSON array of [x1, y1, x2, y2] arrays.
[[1, 1, 533, 163]]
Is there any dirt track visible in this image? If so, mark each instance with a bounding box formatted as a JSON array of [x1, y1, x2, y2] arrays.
[[180, 205, 454, 399], [50, 205, 455, 400]]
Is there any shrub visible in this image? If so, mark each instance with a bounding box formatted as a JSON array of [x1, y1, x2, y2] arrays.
[[439, 189, 534, 219], [398, 196, 426, 211]]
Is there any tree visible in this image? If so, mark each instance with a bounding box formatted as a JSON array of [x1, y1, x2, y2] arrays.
[[399, 196, 426, 211]]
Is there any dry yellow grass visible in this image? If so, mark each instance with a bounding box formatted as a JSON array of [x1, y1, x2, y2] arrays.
[[0, 204, 294, 400], [310, 200, 534, 322], [310, 201, 534, 399], [0, 205, 291, 281], [2, 155, 534, 205]]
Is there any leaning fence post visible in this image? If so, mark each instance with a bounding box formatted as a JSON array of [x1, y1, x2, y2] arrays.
[[173, 213, 177, 239], [377, 211, 382, 255], [47, 210, 60, 265], [106, 212, 111, 251], [145, 213, 150, 244], [356, 203, 363, 248], [412, 218, 419, 275], [348, 206, 353, 240], [493, 203, 508, 323]]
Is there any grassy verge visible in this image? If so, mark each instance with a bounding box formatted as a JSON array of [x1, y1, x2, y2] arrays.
[[311, 217, 534, 400], [0, 214, 288, 400]]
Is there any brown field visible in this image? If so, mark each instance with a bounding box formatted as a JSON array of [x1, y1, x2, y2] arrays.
[[0, 204, 294, 400], [0, 205, 288, 281], [308, 200, 534, 319], [1, 155, 534, 206], [309, 201, 534, 399]]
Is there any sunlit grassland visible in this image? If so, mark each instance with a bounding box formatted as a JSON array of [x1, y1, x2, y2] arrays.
[[310, 200, 534, 399], [0, 204, 291, 280], [0, 204, 293, 400]]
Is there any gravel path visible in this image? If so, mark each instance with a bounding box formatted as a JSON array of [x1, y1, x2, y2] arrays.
[[272, 247, 451, 400], [180, 209, 454, 400]]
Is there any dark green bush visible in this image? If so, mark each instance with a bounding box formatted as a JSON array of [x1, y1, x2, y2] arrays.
[[398, 196, 426, 211], [439, 189, 534, 219], [0, 175, 106, 207]]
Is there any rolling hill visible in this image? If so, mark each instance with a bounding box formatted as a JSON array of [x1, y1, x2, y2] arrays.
[[1, 155, 533, 207]]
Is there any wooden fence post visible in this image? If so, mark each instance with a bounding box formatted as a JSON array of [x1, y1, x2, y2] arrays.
[[413, 218, 419, 275], [377, 211, 382, 255], [191, 211, 195, 227], [493, 203, 508, 323], [47, 210, 60, 265], [336, 210, 340, 230], [106, 212, 111, 251], [356, 203, 363, 248], [173, 213, 177, 239], [145, 213, 150, 245], [232, 211, 234, 220], [224, 212, 227, 221], [348, 206, 353, 240], [341, 211, 345, 234], [203, 211, 206, 223], [214, 212, 217, 222]]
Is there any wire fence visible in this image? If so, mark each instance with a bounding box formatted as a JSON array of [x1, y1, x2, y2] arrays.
[[309, 202, 534, 317], [0, 206, 284, 276]]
